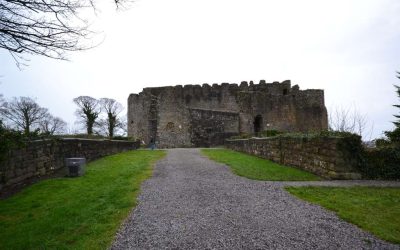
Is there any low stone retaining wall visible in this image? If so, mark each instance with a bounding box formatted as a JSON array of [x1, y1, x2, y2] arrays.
[[0, 139, 140, 191], [225, 136, 362, 180]]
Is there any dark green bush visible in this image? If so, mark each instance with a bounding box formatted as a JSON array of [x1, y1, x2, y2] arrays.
[[0, 126, 26, 162], [319, 130, 356, 138], [58, 133, 108, 139], [362, 146, 400, 180], [317, 131, 400, 180], [385, 128, 400, 146], [57, 134, 133, 140], [0, 125, 51, 162], [375, 138, 391, 148], [112, 136, 135, 141], [259, 130, 282, 137]]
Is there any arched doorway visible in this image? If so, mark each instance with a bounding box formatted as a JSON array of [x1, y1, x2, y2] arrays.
[[253, 115, 263, 135]]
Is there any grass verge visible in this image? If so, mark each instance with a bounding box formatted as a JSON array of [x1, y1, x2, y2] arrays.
[[286, 186, 400, 244], [0, 150, 166, 249], [201, 148, 320, 181]]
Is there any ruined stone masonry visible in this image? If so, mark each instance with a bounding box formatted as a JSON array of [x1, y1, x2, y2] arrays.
[[225, 137, 362, 180], [128, 80, 328, 148], [0, 139, 140, 193]]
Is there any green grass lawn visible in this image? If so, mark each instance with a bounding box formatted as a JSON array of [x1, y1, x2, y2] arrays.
[[0, 150, 165, 250], [201, 148, 320, 181], [286, 186, 400, 244]]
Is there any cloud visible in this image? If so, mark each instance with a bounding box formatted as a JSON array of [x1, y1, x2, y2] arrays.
[[1, 0, 399, 139]]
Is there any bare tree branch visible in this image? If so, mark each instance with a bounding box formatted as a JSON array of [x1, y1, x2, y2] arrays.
[[39, 113, 67, 135], [0, 93, 5, 125], [0, 96, 48, 134], [329, 105, 374, 140], [0, 0, 128, 67]]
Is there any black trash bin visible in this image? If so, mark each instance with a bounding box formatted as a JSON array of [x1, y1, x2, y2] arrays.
[[65, 158, 86, 177]]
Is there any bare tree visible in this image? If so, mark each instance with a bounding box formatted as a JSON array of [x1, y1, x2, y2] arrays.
[[73, 96, 100, 135], [99, 98, 123, 137], [40, 114, 67, 135], [0, 0, 128, 67], [0, 94, 4, 126], [329, 105, 373, 140], [0, 94, 4, 110], [0, 96, 48, 134]]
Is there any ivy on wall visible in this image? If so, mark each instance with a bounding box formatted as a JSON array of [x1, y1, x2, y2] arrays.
[[0, 125, 26, 162]]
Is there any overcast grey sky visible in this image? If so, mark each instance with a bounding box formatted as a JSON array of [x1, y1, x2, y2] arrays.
[[1, 0, 399, 139]]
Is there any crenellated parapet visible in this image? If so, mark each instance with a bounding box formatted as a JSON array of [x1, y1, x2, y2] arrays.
[[130, 80, 324, 100], [137, 79, 292, 96]]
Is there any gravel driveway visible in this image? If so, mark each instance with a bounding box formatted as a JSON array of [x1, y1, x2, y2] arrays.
[[112, 148, 399, 250]]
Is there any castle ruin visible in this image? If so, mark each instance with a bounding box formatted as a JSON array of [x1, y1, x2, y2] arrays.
[[128, 80, 328, 148]]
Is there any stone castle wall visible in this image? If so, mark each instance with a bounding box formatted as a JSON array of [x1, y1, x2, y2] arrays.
[[225, 137, 362, 180], [189, 108, 239, 147], [128, 80, 328, 148], [0, 139, 140, 192]]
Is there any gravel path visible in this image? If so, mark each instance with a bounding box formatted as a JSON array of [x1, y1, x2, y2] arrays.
[[112, 148, 399, 250]]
